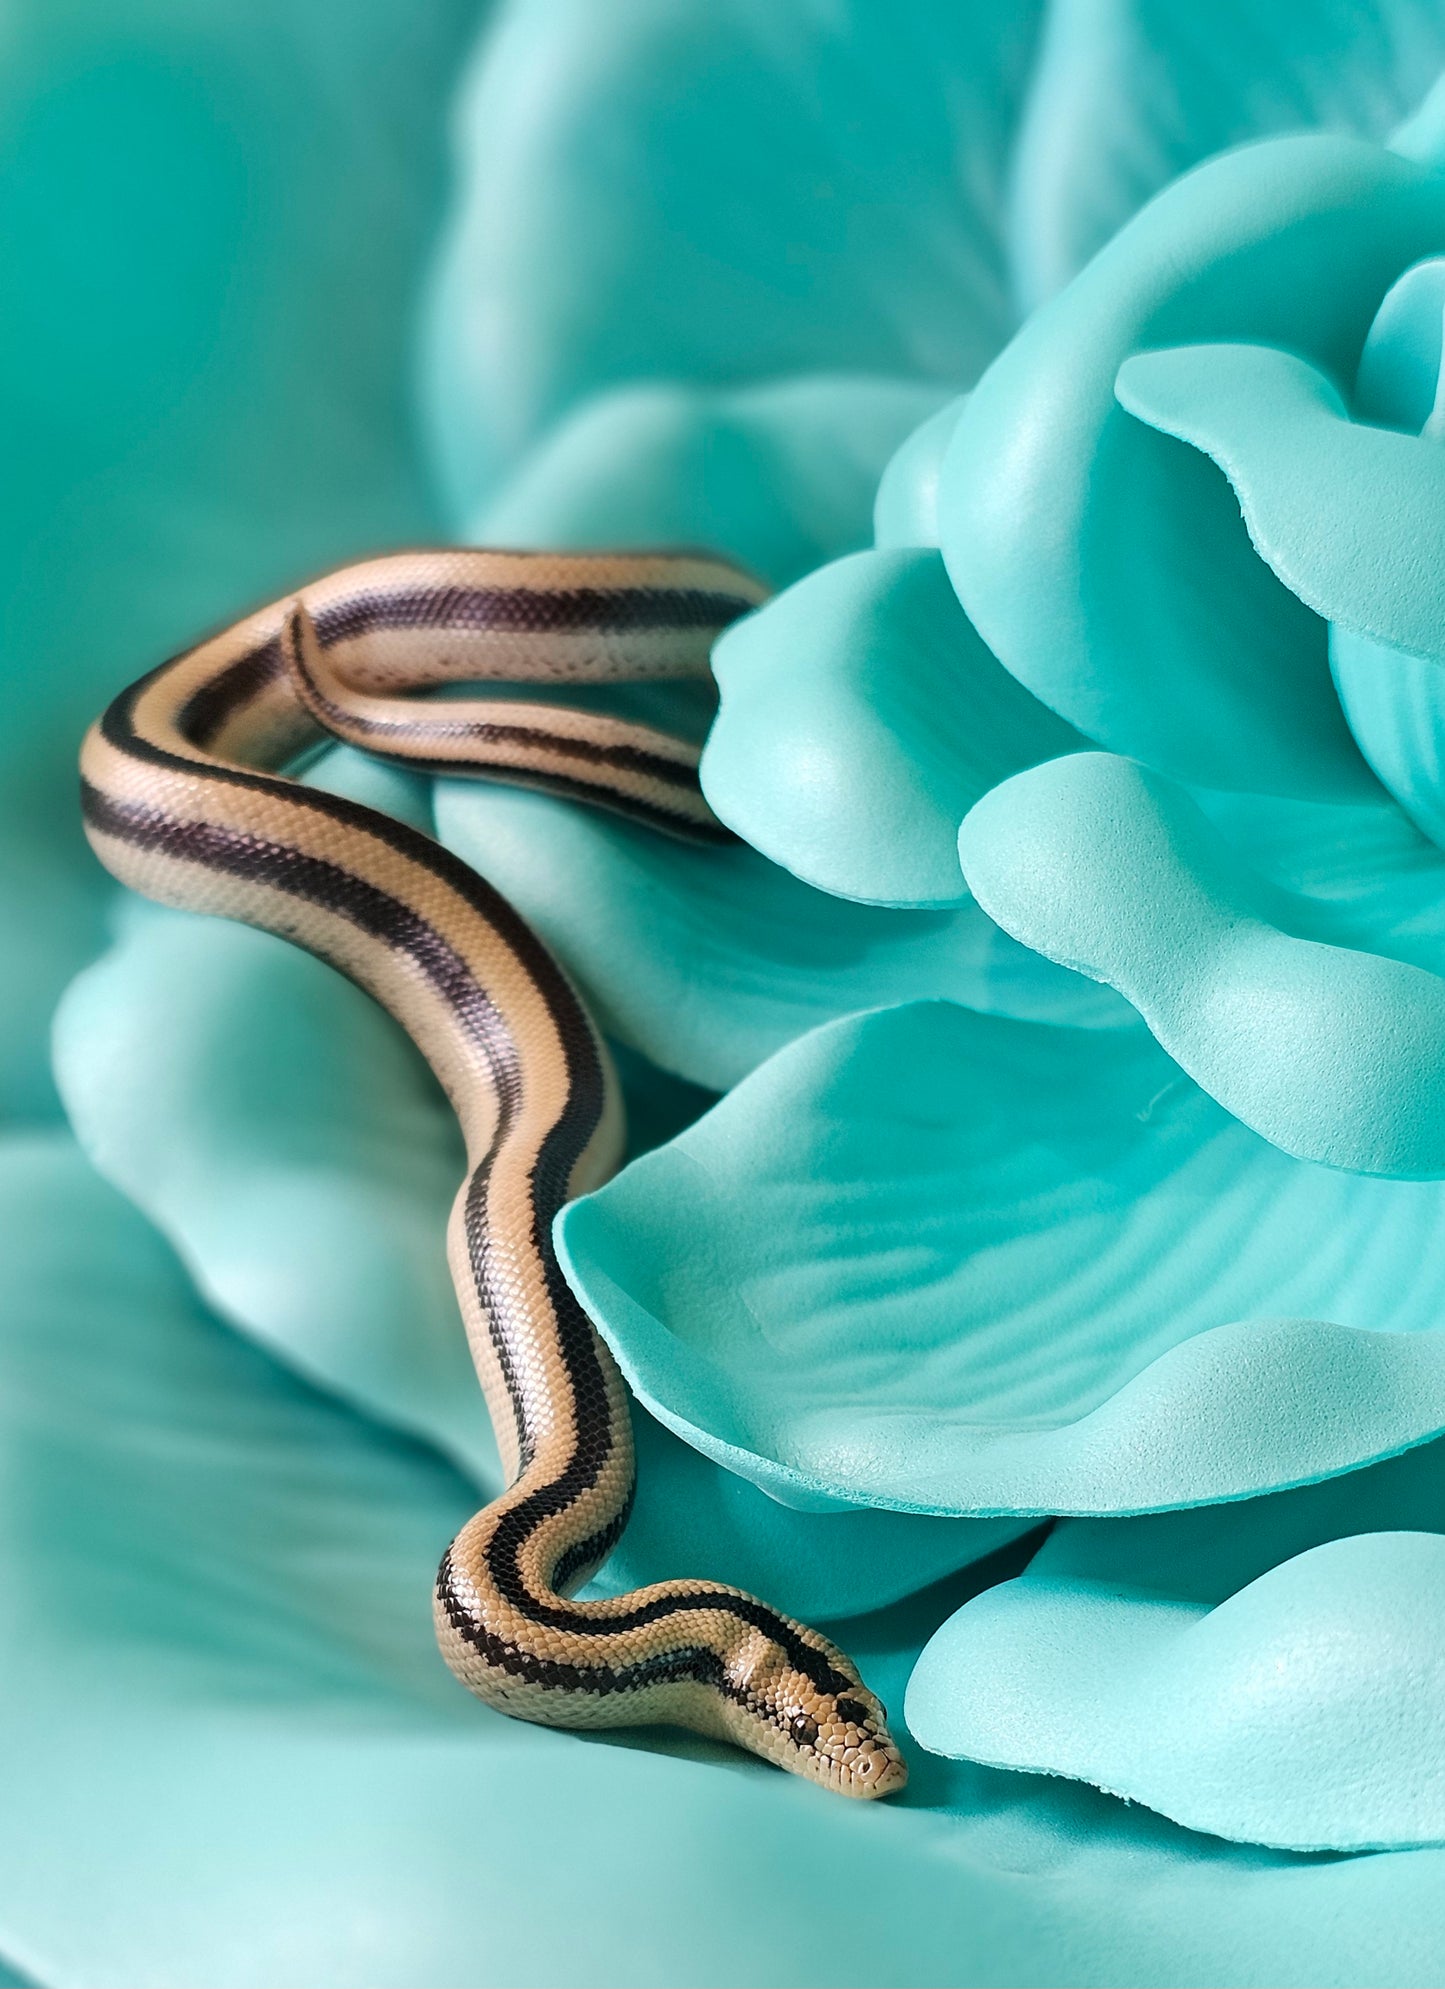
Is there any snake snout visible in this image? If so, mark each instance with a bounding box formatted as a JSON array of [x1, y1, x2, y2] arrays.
[[774, 1672, 908, 1799], [848, 1736, 909, 1799]]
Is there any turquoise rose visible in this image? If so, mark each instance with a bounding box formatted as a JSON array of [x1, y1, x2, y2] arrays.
[[17, 1, 1445, 1982], [639, 69, 1445, 1858]]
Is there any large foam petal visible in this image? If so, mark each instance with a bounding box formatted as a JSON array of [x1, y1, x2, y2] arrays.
[[53, 882, 1018, 1619], [908, 1441, 1445, 1850], [558, 1000, 1445, 1518], [15, 1136, 1445, 1984], [434, 780, 1128, 1092], [702, 548, 1083, 907], [1116, 339, 1445, 657], [961, 752, 1445, 1175], [942, 133, 1445, 798]]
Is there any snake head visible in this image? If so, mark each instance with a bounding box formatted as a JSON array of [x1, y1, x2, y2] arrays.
[[725, 1635, 908, 1798], [781, 1676, 908, 1799]]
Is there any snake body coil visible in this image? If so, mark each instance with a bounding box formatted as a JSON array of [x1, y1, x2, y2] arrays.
[[81, 550, 907, 1800]]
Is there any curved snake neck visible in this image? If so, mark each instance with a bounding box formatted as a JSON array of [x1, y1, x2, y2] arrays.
[[80, 549, 907, 1800]]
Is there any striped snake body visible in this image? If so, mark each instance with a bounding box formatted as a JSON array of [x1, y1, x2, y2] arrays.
[[81, 550, 907, 1800]]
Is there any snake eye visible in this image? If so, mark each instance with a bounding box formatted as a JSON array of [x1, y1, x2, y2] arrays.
[[834, 1697, 868, 1727], [789, 1713, 819, 1748]]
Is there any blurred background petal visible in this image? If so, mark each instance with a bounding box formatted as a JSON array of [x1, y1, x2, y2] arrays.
[[422, 0, 1046, 522], [473, 373, 951, 590], [1009, 0, 1445, 309], [0, 0, 487, 1121]]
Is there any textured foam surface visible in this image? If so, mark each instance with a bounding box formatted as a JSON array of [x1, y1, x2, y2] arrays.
[[1116, 340, 1445, 659], [702, 548, 1082, 906], [940, 132, 1445, 797], [53, 892, 1021, 1622], [558, 1000, 1445, 1517], [908, 1441, 1445, 1851], [961, 751, 1445, 1174], [434, 780, 1127, 1093], [21, 1138, 1445, 1988]]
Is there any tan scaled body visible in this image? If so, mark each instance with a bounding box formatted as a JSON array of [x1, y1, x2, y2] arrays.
[[80, 549, 907, 1801]]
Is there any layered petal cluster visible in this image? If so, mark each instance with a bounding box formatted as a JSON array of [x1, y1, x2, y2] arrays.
[[620, 70, 1445, 1864]]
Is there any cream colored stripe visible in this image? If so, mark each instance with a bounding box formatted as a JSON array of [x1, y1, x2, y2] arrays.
[[297, 545, 767, 608], [317, 623, 737, 688], [111, 660, 629, 1108], [84, 800, 590, 1473], [130, 605, 713, 824], [294, 657, 700, 767], [86, 727, 606, 1475]]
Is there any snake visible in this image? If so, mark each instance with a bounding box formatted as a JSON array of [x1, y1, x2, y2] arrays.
[[80, 548, 908, 1800]]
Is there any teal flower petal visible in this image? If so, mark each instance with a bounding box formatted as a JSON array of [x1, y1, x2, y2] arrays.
[[0, 1132, 963, 1982], [18, 1138, 1445, 1985], [558, 1000, 1445, 1519], [436, 782, 1127, 1091], [422, 0, 1043, 516], [1317, 255, 1445, 848], [1009, 0, 1445, 309], [701, 549, 1083, 907], [474, 375, 951, 589], [942, 133, 1445, 798], [601, 1411, 1028, 1621], [908, 1439, 1445, 1852], [53, 872, 1009, 1617], [1332, 625, 1445, 849], [873, 393, 969, 549], [53, 899, 495, 1482], [1190, 782, 1445, 971], [1116, 338, 1445, 656], [0, 0, 476, 1118], [960, 752, 1445, 1174]]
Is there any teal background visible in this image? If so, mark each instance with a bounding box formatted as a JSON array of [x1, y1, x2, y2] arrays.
[[17, 2, 1445, 1983]]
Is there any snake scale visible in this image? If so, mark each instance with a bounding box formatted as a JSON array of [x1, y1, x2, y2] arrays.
[[81, 549, 907, 1800]]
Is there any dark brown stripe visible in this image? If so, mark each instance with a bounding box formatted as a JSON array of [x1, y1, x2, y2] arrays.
[[176, 636, 284, 747], [83, 773, 826, 1672], [437, 1548, 849, 1699], [313, 584, 757, 647], [82, 745, 631, 1596], [436, 1557, 736, 1699], [390, 760, 733, 844], [91, 684, 831, 1681], [82, 774, 543, 1469], [293, 650, 702, 785]]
